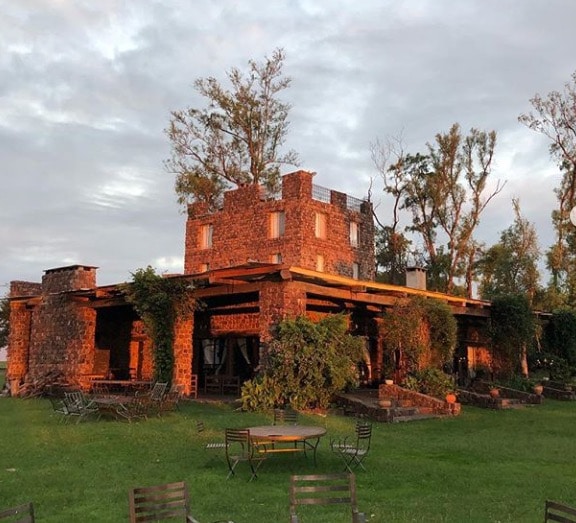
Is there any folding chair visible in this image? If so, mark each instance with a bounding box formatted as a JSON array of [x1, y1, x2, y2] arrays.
[[196, 420, 226, 459], [49, 397, 68, 422], [330, 421, 372, 472], [129, 481, 233, 523], [273, 408, 299, 425], [63, 391, 98, 423], [0, 501, 35, 522], [225, 428, 265, 481], [289, 473, 366, 523]]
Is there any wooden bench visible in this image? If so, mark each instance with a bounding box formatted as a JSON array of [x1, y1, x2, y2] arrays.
[[545, 500, 576, 522]]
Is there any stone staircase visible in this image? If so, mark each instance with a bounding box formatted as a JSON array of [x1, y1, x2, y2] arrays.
[[334, 388, 453, 423]]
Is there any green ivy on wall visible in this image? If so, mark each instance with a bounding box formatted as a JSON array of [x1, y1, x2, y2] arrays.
[[121, 266, 195, 384]]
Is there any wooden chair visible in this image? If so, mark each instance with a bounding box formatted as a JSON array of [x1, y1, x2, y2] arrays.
[[330, 421, 372, 472], [545, 500, 576, 522], [0, 501, 35, 522], [190, 374, 198, 399], [224, 428, 265, 481], [289, 473, 366, 523], [129, 481, 233, 523]]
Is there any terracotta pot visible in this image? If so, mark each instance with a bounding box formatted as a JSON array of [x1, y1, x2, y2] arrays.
[[384, 379, 394, 385], [533, 385, 543, 396], [489, 388, 500, 398], [378, 399, 393, 408], [445, 393, 457, 404]]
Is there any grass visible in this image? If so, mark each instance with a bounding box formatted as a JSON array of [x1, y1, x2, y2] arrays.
[[1, 397, 576, 522]]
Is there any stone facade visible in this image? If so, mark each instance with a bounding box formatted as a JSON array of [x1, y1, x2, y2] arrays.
[[8, 266, 98, 389], [7, 172, 494, 398], [185, 170, 375, 281]]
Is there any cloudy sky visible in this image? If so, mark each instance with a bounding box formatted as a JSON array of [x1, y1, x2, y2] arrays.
[[2, 0, 575, 296]]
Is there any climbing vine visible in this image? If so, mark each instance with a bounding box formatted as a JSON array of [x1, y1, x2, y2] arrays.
[[121, 266, 195, 384]]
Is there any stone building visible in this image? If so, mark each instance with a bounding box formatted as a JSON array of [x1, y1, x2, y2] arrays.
[[6, 170, 491, 396]]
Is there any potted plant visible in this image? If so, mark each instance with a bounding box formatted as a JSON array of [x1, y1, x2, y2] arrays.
[[445, 392, 457, 404], [532, 383, 544, 395], [489, 387, 500, 398]]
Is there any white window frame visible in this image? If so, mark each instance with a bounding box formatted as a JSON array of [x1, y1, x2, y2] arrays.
[[350, 222, 359, 247], [352, 262, 359, 279], [316, 254, 325, 272], [271, 253, 282, 264], [199, 224, 213, 249], [270, 211, 286, 239], [315, 212, 327, 239]]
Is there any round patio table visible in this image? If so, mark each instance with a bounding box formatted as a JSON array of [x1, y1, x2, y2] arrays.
[[247, 425, 327, 465]]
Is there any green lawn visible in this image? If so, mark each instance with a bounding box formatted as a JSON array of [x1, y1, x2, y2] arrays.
[[1, 397, 575, 522]]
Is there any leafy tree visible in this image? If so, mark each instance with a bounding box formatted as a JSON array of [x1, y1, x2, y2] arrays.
[[0, 295, 9, 348], [121, 267, 195, 384], [478, 198, 541, 303], [544, 308, 576, 366], [381, 297, 457, 380], [165, 48, 299, 208], [519, 71, 576, 306], [490, 294, 536, 378], [375, 124, 504, 296], [241, 315, 364, 411]]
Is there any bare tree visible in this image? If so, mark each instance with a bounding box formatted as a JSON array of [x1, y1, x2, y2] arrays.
[[371, 135, 412, 284], [165, 49, 299, 208]]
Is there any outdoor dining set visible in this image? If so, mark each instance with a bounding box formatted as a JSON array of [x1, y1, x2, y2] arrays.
[[49, 381, 182, 423]]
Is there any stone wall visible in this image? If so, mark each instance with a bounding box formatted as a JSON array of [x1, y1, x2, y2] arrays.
[[7, 266, 98, 392], [185, 170, 375, 281]]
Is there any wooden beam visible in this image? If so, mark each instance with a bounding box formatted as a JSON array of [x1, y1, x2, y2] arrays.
[[194, 282, 262, 298]]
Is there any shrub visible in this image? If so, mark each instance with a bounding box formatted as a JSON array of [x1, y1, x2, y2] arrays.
[[241, 314, 364, 411], [402, 367, 455, 399]]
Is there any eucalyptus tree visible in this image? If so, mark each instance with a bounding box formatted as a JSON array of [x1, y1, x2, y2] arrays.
[[374, 123, 504, 296], [478, 199, 541, 303], [166, 49, 299, 209], [519, 71, 576, 305]]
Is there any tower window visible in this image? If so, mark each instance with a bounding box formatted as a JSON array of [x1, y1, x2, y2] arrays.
[[315, 212, 327, 239], [270, 211, 286, 238], [199, 224, 213, 249], [350, 222, 359, 247]]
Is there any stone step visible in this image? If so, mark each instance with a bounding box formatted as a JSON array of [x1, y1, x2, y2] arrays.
[[392, 412, 440, 423]]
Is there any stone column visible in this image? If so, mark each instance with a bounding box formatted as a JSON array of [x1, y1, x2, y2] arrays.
[[172, 313, 194, 396]]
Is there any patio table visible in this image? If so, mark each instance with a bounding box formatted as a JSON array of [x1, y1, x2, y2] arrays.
[[247, 425, 326, 465], [91, 395, 133, 420]]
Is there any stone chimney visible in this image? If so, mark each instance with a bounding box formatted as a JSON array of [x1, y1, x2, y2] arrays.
[[405, 267, 427, 290]]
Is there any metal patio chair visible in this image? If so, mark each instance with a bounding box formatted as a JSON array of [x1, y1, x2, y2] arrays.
[[330, 420, 372, 472], [225, 428, 265, 481], [63, 391, 98, 423], [197, 421, 228, 460], [273, 408, 299, 425]]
